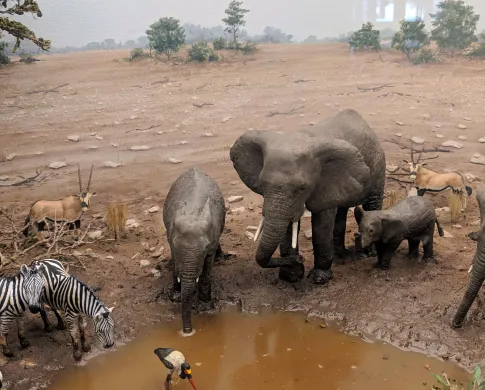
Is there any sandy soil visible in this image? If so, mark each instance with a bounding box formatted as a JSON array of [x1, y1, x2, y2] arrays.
[[1, 44, 485, 387]]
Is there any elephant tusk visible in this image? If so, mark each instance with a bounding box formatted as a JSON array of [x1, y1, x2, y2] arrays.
[[254, 217, 264, 242], [468, 264, 473, 274], [196, 277, 199, 283], [291, 221, 299, 249], [177, 277, 181, 283]]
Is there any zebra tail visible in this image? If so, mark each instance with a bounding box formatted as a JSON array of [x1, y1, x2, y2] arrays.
[[466, 185, 472, 196], [436, 218, 444, 237], [23, 215, 31, 237]]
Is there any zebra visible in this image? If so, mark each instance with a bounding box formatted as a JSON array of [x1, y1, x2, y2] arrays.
[[31, 259, 115, 361], [0, 263, 47, 357]]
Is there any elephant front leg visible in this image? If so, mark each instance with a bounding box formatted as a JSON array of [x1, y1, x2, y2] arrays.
[[422, 233, 435, 261], [333, 207, 350, 264], [308, 209, 337, 285], [374, 240, 401, 270], [170, 250, 181, 303], [278, 220, 305, 283], [360, 195, 384, 257], [198, 253, 214, 305], [17, 315, 29, 349]]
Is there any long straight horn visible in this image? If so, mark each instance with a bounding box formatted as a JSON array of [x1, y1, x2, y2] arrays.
[[417, 149, 424, 163], [86, 165, 94, 192], [77, 164, 82, 193], [410, 148, 415, 164]]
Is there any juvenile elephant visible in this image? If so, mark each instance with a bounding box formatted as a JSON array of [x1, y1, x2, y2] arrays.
[[229, 108, 386, 284], [354, 196, 444, 270], [452, 187, 485, 328], [163, 168, 226, 335]]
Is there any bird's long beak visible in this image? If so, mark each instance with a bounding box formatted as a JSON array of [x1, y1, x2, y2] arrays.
[[188, 377, 197, 390]]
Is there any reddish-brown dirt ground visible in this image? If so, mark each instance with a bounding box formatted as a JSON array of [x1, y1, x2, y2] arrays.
[[1, 44, 485, 387]]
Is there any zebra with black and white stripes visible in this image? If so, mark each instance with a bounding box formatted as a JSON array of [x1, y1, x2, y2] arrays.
[[0, 264, 46, 357], [31, 259, 115, 361]]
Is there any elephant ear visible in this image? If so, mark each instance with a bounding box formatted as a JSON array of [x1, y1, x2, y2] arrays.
[[381, 217, 406, 244], [307, 139, 371, 211], [230, 130, 268, 195], [354, 206, 365, 225]]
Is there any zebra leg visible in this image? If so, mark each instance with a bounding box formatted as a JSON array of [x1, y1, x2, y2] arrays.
[[0, 316, 15, 357], [40, 304, 55, 333], [66, 312, 82, 361], [53, 309, 66, 330], [17, 315, 30, 349], [78, 314, 91, 353]]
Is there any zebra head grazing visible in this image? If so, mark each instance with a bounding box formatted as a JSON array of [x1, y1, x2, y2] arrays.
[[93, 306, 115, 349], [20, 263, 46, 314]]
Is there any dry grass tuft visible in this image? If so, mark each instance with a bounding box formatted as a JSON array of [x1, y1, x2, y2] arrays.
[[107, 203, 128, 240], [448, 193, 462, 223], [384, 190, 401, 209]]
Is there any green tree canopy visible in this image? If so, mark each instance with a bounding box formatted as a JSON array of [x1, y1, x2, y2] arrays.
[[392, 19, 430, 61], [349, 22, 381, 51], [0, 0, 50, 52], [146, 17, 186, 60], [430, 0, 480, 57], [222, 0, 249, 44]]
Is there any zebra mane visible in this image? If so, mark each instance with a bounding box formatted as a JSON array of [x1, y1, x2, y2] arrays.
[[70, 274, 106, 307]]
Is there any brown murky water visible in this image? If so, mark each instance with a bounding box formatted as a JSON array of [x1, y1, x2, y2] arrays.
[[48, 309, 468, 390]]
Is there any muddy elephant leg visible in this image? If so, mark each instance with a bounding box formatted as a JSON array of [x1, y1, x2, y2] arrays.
[[422, 233, 435, 260], [198, 253, 215, 304], [170, 249, 181, 303], [0, 316, 14, 357], [214, 244, 223, 263], [333, 207, 350, 264], [308, 208, 337, 285], [278, 220, 305, 283], [360, 194, 384, 257], [66, 312, 82, 361], [407, 238, 420, 259], [374, 240, 401, 270], [78, 315, 91, 353]]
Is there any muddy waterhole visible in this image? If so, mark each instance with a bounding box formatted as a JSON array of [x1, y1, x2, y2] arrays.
[[46, 307, 468, 390]]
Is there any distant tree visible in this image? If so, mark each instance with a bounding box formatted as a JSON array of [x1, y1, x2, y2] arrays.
[[479, 30, 485, 43], [103, 39, 117, 50], [392, 19, 430, 61], [349, 22, 381, 51], [136, 36, 149, 48], [85, 42, 102, 51], [254, 26, 293, 44], [430, 0, 480, 57], [0, 0, 50, 52], [146, 17, 186, 60], [222, 0, 249, 45], [0, 33, 9, 65], [302, 35, 318, 44]]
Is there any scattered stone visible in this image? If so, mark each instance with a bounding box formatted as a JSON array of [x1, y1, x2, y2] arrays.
[[157, 131, 165, 135], [464, 117, 472, 121], [458, 124, 467, 130], [21, 360, 37, 369], [299, 114, 305, 118], [435, 207, 450, 215], [148, 206, 160, 213], [151, 247, 164, 258], [386, 165, 399, 173], [470, 219, 481, 227], [168, 158, 182, 164], [222, 116, 232, 123], [465, 173, 476, 182], [0, 176, 9, 181], [246, 225, 258, 231], [104, 161, 120, 168], [228, 195, 244, 203], [90, 132, 97, 136], [441, 140, 463, 149], [125, 219, 140, 229], [470, 154, 485, 166], [304, 229, 312, 239], [130, 145, 150, 151], [442, 229, 454, 238], [88, 230, 103, 240], [435, 124, 441, 128], [230, 207, 245, 214], [150, 268, 161, 278], [396, 121, 403, 126], [422, 113, 430, 120], [411, 136, 425, 144], [395, 133, 403, 137], [435, 134, 444, 139], [95, 135, 104, 141], [6, 153, 17, 161], [48, 161, 67, 169], [408, 188, 417, 197], [178, 140, 188, 145], [88, 146, 99, 150], [458, 135, 467, 140], [139, 260, 150, 268], [67, 135, 80, 142], [452, 224, 463, 229], [111, 143, 119, 148], [105, 255, 114, 260], [202, 133, 214, 137], [309, 122, 316, 125], [245, 231, 255, 240], [479, 138, 485, 143]]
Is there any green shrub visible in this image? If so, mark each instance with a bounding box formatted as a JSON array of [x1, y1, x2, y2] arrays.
[[0, 41, 10, 66], [187, 42, 219, 62], [19, 52, 38, 64], [412, 47, 436, 64], [240, 40, 256, 54], [226, 41, 240, 50], [128, 48, 148, 61], [349, 22, 381, 51], [468, 44, 485, 58], [213, 37, 227, 50], [208, 51, 220, 62]]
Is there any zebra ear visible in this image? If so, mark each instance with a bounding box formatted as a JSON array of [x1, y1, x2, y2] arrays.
[[20, 264, 30, 276], [108, 306, 114, 313]]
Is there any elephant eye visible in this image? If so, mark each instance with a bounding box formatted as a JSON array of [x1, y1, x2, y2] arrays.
[[298, 184, 307, 192], [369, 228, 374, 233]]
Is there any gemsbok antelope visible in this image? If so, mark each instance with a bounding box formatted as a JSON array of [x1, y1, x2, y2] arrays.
[[403, 149, 472, 210], [23, 165, 95, 241]]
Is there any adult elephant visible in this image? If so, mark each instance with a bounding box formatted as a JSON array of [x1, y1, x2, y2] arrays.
[[229, 108, 386, 284]]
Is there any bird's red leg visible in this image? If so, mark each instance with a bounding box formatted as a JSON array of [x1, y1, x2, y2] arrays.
[[164, 374, 172, 390]]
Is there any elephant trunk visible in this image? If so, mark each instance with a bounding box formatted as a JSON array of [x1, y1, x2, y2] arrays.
[[452, 262, 485, 328], [180, 251, 199, 334]]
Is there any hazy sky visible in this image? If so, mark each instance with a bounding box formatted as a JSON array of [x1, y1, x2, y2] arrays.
[[14, 0, 485, 47]]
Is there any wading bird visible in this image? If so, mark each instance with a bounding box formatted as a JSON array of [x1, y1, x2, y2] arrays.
[[154, 348, 197, 390]]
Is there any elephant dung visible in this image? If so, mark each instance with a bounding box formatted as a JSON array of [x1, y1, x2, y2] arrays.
[[228, 195, 244, 204]]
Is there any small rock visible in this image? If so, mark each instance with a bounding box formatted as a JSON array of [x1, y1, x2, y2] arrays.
[[0, 176, 9, 181], [304, 229, 312, 239], [67, 135, 80, 142], [157, 131, 165, 135], [202, 133, 214, 137], [230, 207, 245, 214], [148, 206, 160, 213], [95, 135, 104, 141], [178, 140, 188, 145], [246, 225, 258, 231], [435, 134, 444, 139], [104, 161, 120, 168], [465, 173, 476, 182], [88, 230, 103, 240], [309, 122, 316, 125], [458, 135, 467, 140], [299, 114, 305, 118], [222, 116, 232, 123], [22, 360, 37, 369], [458, 124, 467, 130], [470, 219, 481, 226], [442, 229, 454, 238], [88, 146, 99, 150], [139, 259, 150, 268], [411, 136, 425, 145], [92, 213, 103, 219], [464, 117, 472, 121], [151, 248, 163, 258], [228, 195, 244, 203], [435, 207, 450, 215], [6, 153, 17, 161], [386, 165, 399, 173], [442, 140, 463, 149], [130, 145, 150, 151], [111, 143, 119, 148], [90, 132, 97, 136], [105, 255, 114, 260], [130, 115, 138, 120], [125, 219, 140, 229], [395, 133, 403, 137], [470, 154, 485, 166], [150, 268, 161, 278], [435, 124, 441, 128], [168, 158, 182, 164], [479, 138, 485, 143], [422, 113, 430, 120], [396, 121, 403, 126], [245, 231, 255, 240], [48, 161, 67, 169], [452, 224, 462, 229]]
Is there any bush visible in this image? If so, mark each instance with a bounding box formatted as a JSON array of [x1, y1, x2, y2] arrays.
[[392, 19, 430, 62], [240, 40, 256, 54], [146, 17, 186, 60], [0, 41, 10, 66], [19, 52, 38, 64], [468, 43, 485, 58], [128, 48, 148, 61], [213, 37, 227, 50], [412, 47, 436, 64], [187, 42, 219, 62], [349, 22, 381, 51]]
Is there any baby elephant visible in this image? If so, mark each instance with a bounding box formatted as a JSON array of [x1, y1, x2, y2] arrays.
[[354, 196, 444, 270], [163, 168, 226, 336]]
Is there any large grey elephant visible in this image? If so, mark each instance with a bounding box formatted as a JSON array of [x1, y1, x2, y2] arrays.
[[452, 187, 485, 328], [163, 168, 226, 334], [229, 108, 386, 284]]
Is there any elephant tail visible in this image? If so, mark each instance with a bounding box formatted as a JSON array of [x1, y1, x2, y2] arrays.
[[435, 218, 444, 237], [466, 185, 473, 196]]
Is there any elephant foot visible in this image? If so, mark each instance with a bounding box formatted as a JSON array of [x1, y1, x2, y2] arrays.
[[19, 338, 30, 349], [307, 268, 333, 285], [407, 252, 419, 260], [278, 262, 305, 283], [421, 254, 436, 263], [451, 317, 465, 329], [373, 261, 390, 270], [334, 247, 352, 265], [198, 301, 214, 313]]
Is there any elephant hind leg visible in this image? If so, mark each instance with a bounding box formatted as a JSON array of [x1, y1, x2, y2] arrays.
[[333, 207, 350, 263], [422, 225, 435, 260], [407, 238, 420, 259]]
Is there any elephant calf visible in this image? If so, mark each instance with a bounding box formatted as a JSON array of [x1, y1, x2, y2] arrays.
[[163, 168, 225, 335], [354, 196, 444, 270], [452, 187, 485, 328]]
